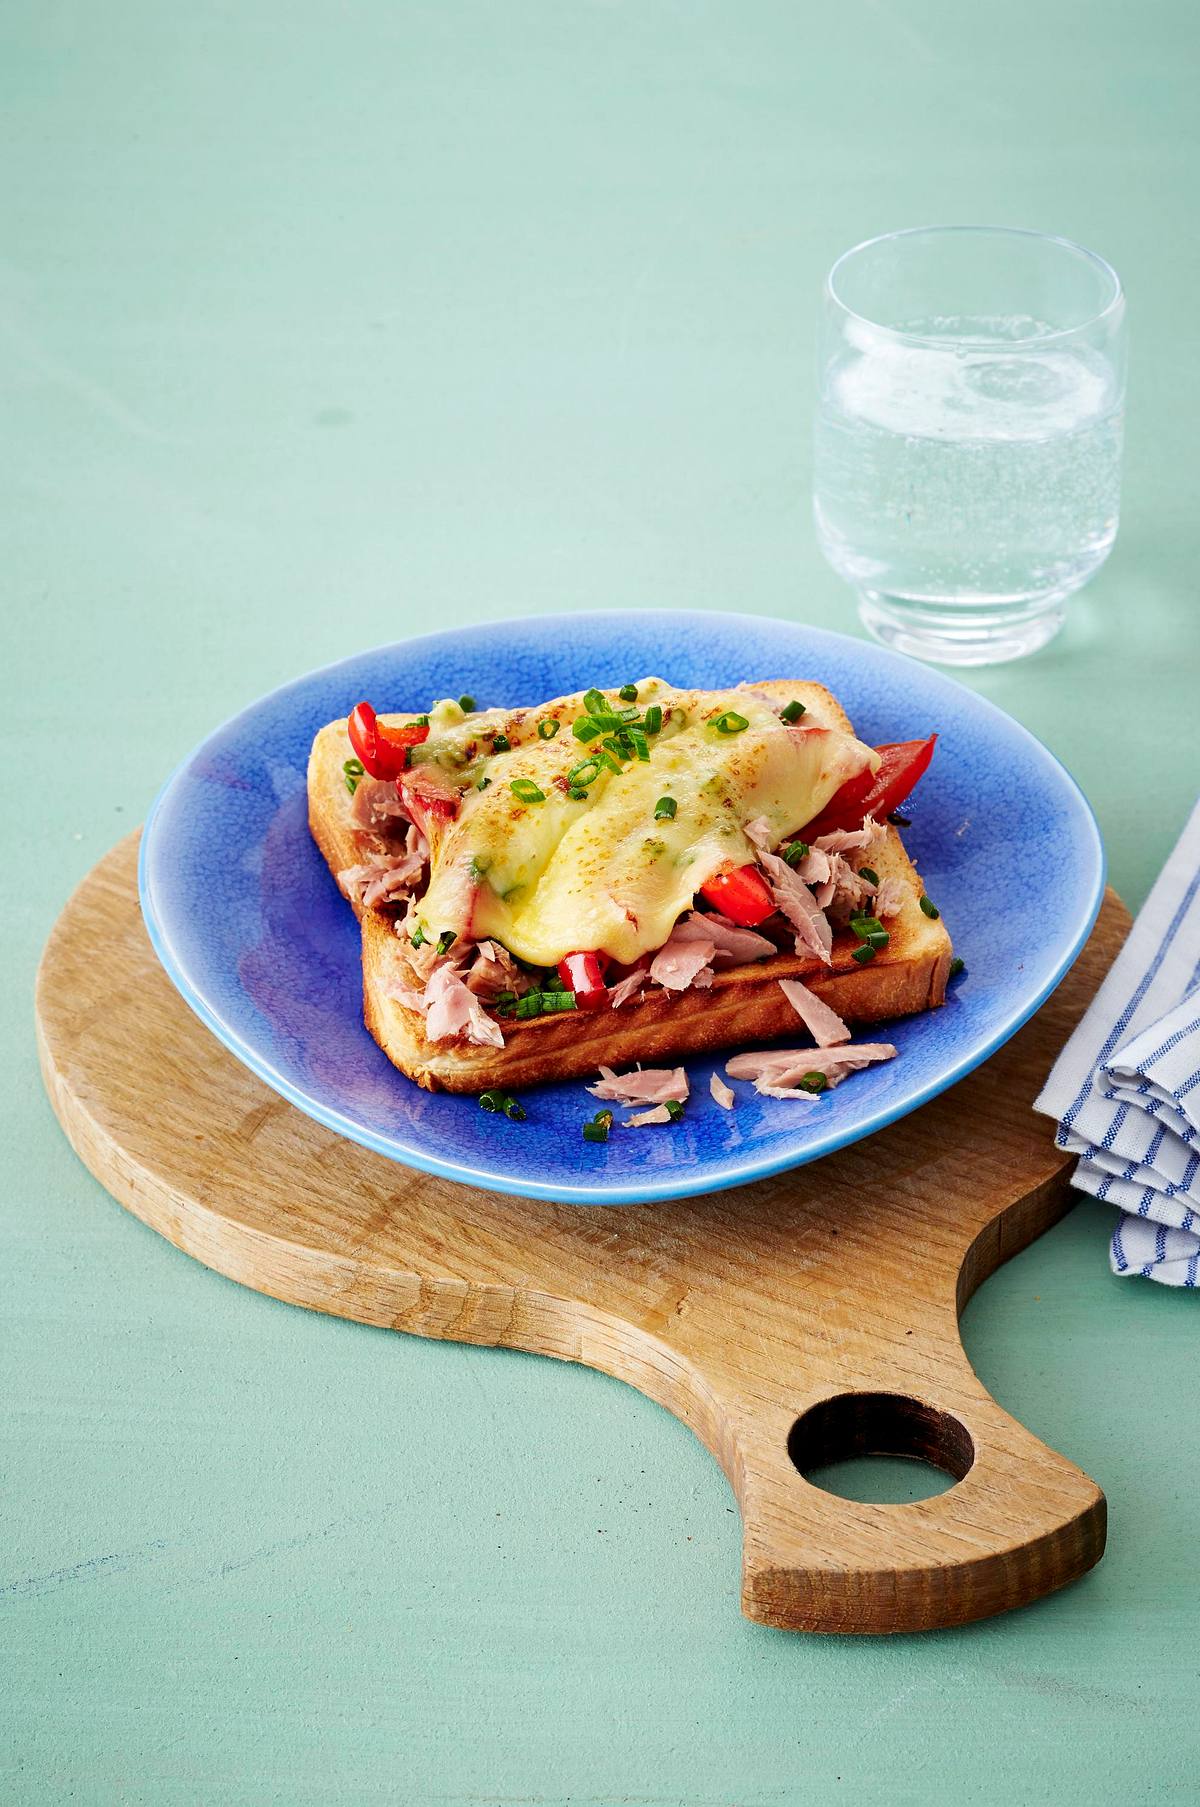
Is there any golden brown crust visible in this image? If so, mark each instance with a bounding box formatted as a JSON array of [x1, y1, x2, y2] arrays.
[[309, 680, 953, 1093]]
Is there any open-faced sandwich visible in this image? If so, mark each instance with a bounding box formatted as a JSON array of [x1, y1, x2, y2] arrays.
[[307, 677, 952, 1104]]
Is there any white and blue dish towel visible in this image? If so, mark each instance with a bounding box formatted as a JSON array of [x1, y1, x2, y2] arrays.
[[1035, 798, 1200, 1287]]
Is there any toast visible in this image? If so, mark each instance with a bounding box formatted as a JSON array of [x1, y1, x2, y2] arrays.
[[308, 680, 952, 1093]]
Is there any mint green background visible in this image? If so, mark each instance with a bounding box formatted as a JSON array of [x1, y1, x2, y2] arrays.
[[4, 4, 1199, 1802]]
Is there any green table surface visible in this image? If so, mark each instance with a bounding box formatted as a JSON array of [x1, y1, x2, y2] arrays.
[[4, 3, 1199, 1801]]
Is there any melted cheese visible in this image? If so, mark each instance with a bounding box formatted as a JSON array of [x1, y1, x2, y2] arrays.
[[415, 681, 875, 968]]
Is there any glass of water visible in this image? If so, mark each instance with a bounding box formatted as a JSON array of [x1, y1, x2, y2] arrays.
[[814, 226, 1126, 665]]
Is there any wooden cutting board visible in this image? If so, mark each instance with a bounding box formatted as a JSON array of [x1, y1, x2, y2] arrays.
[[37, 835, 1126, 1635]]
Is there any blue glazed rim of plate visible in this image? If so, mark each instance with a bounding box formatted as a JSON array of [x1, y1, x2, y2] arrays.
[[138, 613, 1105, 1204]]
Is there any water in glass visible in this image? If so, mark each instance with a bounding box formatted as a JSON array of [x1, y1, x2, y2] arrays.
[[815, 313, 1123, 615]]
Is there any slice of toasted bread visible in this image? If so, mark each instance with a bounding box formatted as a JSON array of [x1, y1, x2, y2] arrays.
[[308, 681, 952, 1092]]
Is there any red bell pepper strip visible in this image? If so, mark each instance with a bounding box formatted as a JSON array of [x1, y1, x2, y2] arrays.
[[557, 950, 610, 1011], [803, 735, 937, 837], [698, 863, 776, 927], [347, 701, 431, 780]]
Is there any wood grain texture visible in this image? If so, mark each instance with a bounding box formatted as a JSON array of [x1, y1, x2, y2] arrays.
[[36, 835, 1129, 1635]]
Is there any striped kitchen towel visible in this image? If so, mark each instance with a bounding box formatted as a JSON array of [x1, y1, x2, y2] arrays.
[[1035, 797, 1200, 1286]]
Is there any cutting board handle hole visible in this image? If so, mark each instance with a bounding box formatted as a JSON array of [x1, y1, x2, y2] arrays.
[[787, 1393, 974, 1504]]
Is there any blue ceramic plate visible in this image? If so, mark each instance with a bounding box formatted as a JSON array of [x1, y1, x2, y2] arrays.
[[139, 613, 1103, 1204]]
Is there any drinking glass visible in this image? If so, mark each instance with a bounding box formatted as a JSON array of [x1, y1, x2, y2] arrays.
[[813, 226, 1126, 665]]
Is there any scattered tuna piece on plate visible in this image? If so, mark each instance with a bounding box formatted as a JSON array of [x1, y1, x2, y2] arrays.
[[588, 1066, 690, 1107], [726, 1043, 898, 1098], [709, 1073, 736, 1110]]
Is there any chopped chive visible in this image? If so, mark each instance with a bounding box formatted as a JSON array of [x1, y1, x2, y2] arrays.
[[797, 1071, 828, 1093], [458, 694, 477, 712], [628, 727, 650, 762], [596, 748, 623, 775], [343, 758, 364, 776], [492, 733, 511, 753], [510, 778, 546, 804], [476, 773, 491, 790], [546, 991, 577, 1013], [616, 705, 641, 723], [514, 991, 544, 1018], [572, 716, 603, 744], [643, 704, 663, 735], [410, 924, 427, 949], [478, 1088, 526, 1121], [568, 757, 603, 789], [568, 787, 589, 801], [851, 943, 877, 964], [859, 867, 879, 886], [920, 895, 941, 919], [492, 991, 517, 1014], [654, 796, 677, 821], [850, 914, 890, 951], [537, 718, 561, 740], [949, 957, 965, 978], [619, 683, 639, 702], [436, 929, 457, 956], [783, 840, 810, 867], [780, 699, 807, 724], [543, 974, 567, 993], [344, 773, 360, 795], [583, 1109, 613, 1143], [583, 687, 608, 716], [712, 710, 749, 735], [664, 1099, 685, 1121]]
